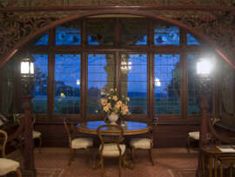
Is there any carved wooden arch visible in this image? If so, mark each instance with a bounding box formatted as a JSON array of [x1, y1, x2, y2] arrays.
[[0, 9, 235, 70]]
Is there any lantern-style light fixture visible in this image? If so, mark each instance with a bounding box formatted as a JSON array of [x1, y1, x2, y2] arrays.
[[20, 57, 34, 78], [196, 57, 214, 76]]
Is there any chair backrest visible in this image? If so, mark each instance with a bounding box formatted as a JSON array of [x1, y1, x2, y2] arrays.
[[97, 124, 124, 154], [0, 129, 8, 157], [63, 119, 76, 145]]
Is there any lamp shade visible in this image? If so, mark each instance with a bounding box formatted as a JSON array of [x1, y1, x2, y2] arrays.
[[196, 59, 213, 76]]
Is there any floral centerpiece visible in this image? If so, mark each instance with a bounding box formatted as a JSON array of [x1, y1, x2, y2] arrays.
[[100, 88, 130, 124]]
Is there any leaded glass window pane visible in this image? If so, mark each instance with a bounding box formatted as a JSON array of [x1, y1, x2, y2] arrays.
[[32, 54, 48, 113], [33, 33, 49, 46], [187, 33, 200, 45], [219, 59, 235, 115], [154, 54, 181, 114], [120, 19, 148, 46], [87, 54, 115, 114], [154, 25, 180, 46], [87, 20, 115, 46], [121, 53, 147, 114], [187, 54, 200, 115], [54, 54, 81, 114], [55, 25, 81, 46]]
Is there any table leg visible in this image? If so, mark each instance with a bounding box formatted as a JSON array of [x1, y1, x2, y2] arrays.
[[214, 156, 217, 177], [209, 156, 213, 177]]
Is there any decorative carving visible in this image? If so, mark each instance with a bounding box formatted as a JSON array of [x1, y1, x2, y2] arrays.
[[0, 6, 235, 63], [0, 12, 58, 57], [181, 11, 235, 61]]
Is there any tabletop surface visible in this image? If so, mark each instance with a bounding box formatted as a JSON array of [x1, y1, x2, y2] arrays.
[[77, 120, 149, 135], [202, 145, 235, 154]]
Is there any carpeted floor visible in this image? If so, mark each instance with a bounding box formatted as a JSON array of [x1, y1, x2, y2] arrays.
[[34, 148, 197, 177]]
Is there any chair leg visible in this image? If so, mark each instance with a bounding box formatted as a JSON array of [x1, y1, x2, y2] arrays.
[[229, 164, 232, 177], [148, 149, 154, 166], [38, 137, 42, 153], [15, 168, 22, 177], [220, 163, 223, 177], [187, 136, 191, 153], [100, 156, 105, 177], [119, 156, 122, 177], [130, 148, 135, 164], [68, 149, 76, 165]]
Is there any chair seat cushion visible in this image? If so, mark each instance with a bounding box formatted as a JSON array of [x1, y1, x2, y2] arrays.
[[188, 131, 200, 140], [71, 138, 93, 149], [33, 130, 42, 139], [0, 158, 20, 176], [100, 143, 126, 157], [130, 138, 152, 149]]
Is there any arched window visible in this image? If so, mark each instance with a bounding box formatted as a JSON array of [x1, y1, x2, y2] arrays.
[[2, 16, 204, 119]]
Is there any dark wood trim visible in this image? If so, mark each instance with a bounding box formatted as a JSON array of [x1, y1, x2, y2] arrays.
[[47, 53, 54, 116], [81, 52, 87, 120], [148, 53, 154, 120], [1, 5, 235, 12], [234, 70, 235, 116], [0, 71, 2, 112], [181, 30, 187, 119]]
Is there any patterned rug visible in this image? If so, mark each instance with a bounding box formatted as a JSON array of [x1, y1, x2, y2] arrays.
[[36, 168, 64, 177], [35, 148, 197, 177], [168, 169, 196, 177]]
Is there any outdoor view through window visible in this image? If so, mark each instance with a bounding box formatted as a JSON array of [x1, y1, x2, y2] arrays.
[[30, 17, 201, 118]]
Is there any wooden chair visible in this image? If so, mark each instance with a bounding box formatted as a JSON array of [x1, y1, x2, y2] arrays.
[[218, 156, 235, 177], [64, 119, 93, 165], [129, 124, 154, 165], [0, 129, 22, 177], [187, 131, 200, 153], [97, 124, 126, 177]]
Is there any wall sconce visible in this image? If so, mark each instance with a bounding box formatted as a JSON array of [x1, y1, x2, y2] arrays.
[[20, 56, 34, 95], [21, 57, 34, 78], [196, 58, 214, 76], [121, 54, 132, 74]]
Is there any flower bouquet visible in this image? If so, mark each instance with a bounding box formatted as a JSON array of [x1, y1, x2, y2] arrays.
[[100, 88, 129, 124]]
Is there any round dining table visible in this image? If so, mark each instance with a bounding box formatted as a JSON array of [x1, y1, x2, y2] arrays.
[[77, 120, 150, 136]]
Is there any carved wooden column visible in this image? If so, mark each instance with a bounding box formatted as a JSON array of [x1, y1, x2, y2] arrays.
[[20, 57, 36, 177], [196, 91, 210, 177], [22, 95, 35, 177]]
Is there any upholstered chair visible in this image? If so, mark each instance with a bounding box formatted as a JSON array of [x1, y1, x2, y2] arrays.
[[129, 124, 154, 165], [0, 129, 22, 177], [187, 131, 200, 153], [97, 124, 126, 177], [64, 119, 93, 165]]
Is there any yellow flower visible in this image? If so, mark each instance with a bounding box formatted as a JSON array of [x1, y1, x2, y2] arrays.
[[112, 96, 118, 101], [100, 98, 108, 106]]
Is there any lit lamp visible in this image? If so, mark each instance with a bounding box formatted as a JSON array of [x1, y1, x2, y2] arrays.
[[196, 57, 214, 177], [20, 57, 34, 95], [196, 57, 214, 146], [120, 54, 132, 74], [21, 57, 34, 78], [20, 56, 36, 176]]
